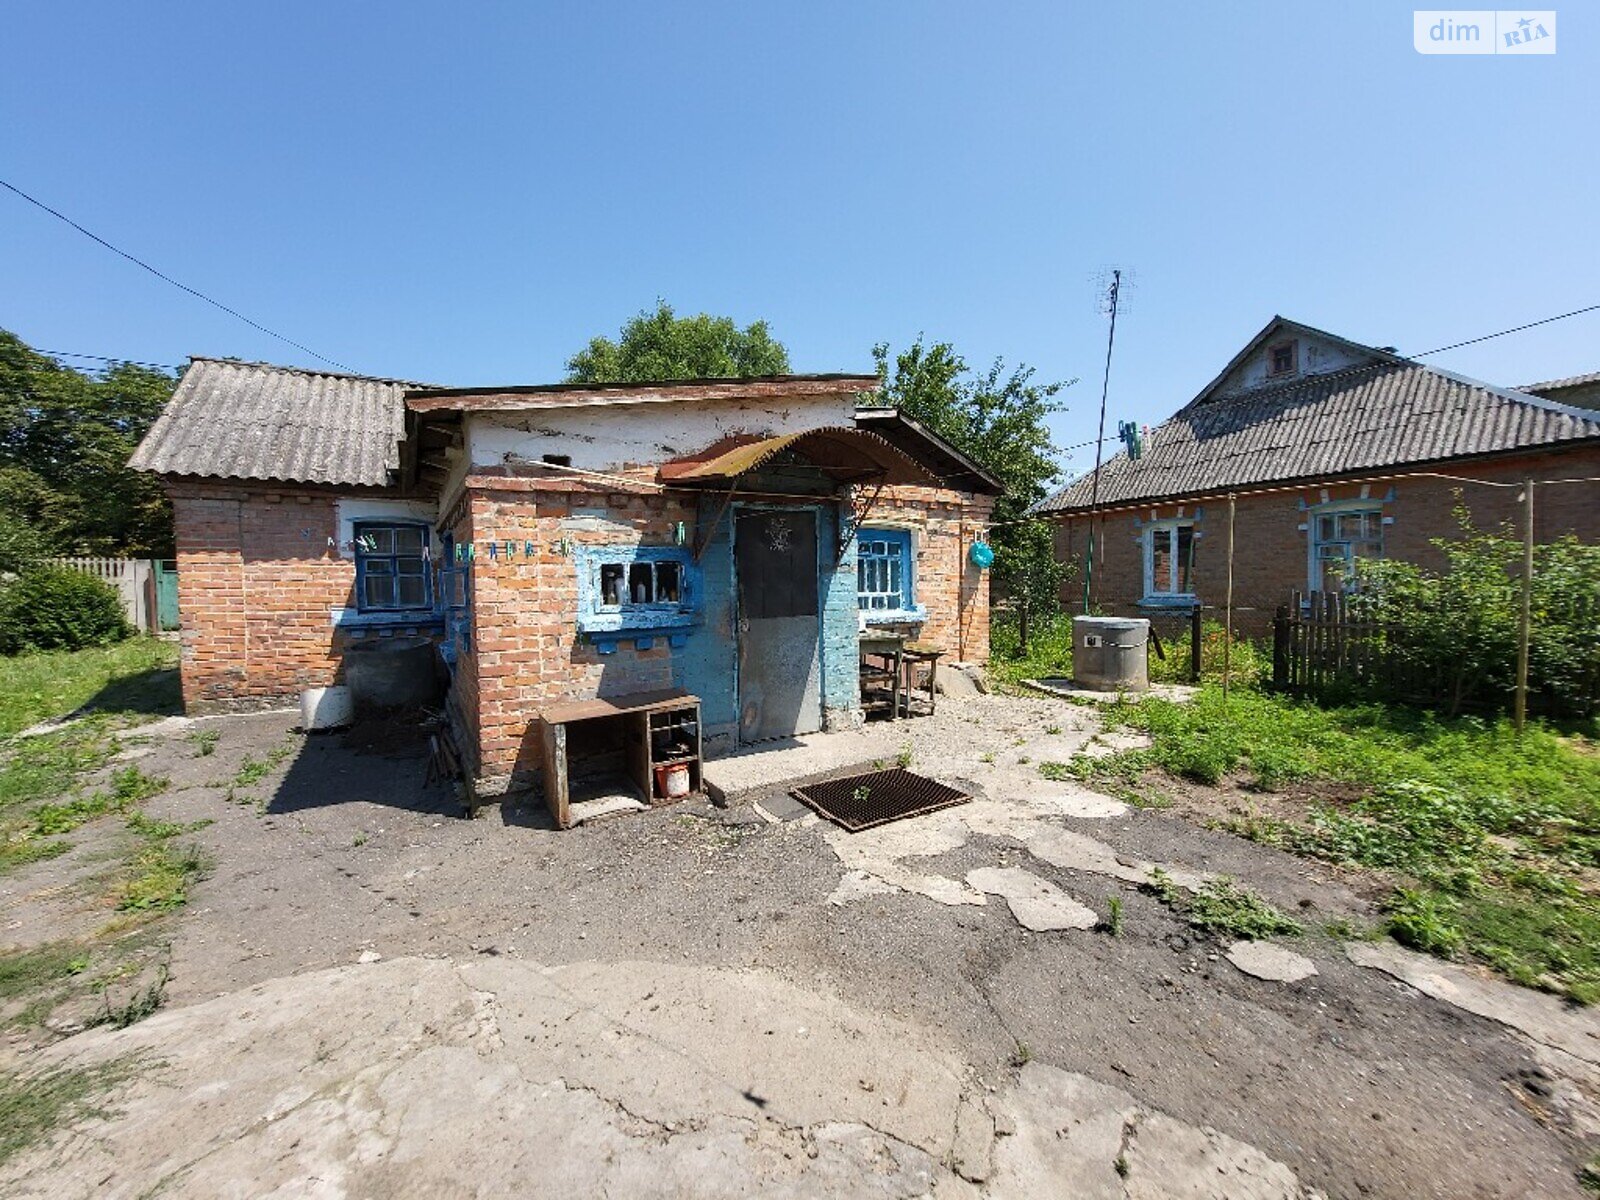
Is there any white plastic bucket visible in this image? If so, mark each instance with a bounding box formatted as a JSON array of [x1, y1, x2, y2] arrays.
[[301, 685, 354, 731]]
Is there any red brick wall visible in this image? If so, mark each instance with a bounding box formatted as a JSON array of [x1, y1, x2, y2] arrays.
[[464, 482, 696, 789], [169, 481, 358, 711], [862, 486, 996, 664], [1052, 444, 1600, 634]]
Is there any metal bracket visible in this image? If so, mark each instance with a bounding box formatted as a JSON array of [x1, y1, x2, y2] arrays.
[[836, 476, 885, 564], [692, 483, 738, 562]]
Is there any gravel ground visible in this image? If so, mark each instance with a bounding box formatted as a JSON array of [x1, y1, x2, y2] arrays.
[[20, 695, 1597, 1199]]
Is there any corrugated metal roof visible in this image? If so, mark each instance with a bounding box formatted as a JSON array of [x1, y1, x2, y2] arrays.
[[129, 358, 422, 487], [657, 427, 938, 488], [1038, 359, 1600, 513], [1521, 371, 1600, 393]]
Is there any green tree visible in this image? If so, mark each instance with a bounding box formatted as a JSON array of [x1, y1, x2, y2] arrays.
[[565, 301, 791, 383], [0, 331, 176, 558], [866, 337, 1074, 628]]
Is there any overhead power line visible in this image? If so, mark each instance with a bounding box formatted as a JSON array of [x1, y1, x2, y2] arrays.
[[0, 177, 353, 373], [1409, 302, 1600, 358], [38, 348, 180, 371]]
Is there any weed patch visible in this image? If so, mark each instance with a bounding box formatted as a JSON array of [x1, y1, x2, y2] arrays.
[[1142, 870, 1304, 940], [0, 1057, 140, 1168]]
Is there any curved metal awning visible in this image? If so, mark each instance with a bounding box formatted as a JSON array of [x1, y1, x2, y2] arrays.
[[657, 426, 939, 489]]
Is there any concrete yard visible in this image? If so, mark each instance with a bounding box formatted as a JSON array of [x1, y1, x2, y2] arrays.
[[4, 693, 1598, 1198]]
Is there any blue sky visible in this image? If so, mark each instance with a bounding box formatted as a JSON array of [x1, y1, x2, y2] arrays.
[[3, 3, 1594, 472]]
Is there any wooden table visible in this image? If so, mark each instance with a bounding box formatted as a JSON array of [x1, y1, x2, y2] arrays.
[[537, 689, 702, 829], [902, 642, 945, 716], [859, 634, 907, 720]]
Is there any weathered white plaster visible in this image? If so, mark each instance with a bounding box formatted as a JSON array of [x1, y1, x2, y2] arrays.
[[1212, 330, 1376, 398], [333, 497, 440, 559], [467, 392, 857, 474]]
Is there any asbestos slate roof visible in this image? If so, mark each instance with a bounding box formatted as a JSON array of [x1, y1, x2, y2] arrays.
[[1038, 358, 1600, 513], [129, 358, 422, 487]]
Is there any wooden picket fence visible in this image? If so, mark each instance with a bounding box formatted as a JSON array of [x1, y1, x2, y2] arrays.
[[1271, 589, 1435, 702]]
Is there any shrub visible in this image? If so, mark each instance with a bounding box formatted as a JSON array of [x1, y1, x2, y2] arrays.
[[0, 566, 130, 655], [1352, 507, 1600, 717]]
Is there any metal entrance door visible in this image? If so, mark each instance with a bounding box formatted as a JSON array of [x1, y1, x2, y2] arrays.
[[734, 509, 822, 742]]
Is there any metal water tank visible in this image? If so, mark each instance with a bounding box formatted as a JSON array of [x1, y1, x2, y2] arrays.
[[1071, 616, 1151, 692]]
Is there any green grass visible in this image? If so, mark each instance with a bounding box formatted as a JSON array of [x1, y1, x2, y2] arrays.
[[1068, 684, 1600, 1001], [989, 611, 1269, 691], [0, 1058, 139, 1168], [0, 941, 91, 1003], [0, 639, 179, 738], [116, 842, 212, 912]]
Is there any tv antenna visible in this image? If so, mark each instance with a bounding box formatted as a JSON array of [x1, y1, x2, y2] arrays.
[[1082, 267, 1132, 612]]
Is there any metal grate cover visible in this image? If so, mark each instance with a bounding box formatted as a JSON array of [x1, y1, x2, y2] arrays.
[[792, 768, 970, 833]]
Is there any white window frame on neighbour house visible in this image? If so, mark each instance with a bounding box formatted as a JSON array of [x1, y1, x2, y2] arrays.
[[1308, 502, 1385, 592], [1141, 520, 1196, 607]]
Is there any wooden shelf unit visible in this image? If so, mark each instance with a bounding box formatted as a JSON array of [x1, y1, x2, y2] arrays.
[[538, 689, 703, 829]]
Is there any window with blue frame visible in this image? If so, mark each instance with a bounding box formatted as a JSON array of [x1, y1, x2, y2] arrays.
[[354, 521, 432, 612], [576, 545, 701, 646], [857, 528, 920, 620]]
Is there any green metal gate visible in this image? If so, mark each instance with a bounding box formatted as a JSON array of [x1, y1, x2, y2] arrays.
[[154, 560, 179, 630]]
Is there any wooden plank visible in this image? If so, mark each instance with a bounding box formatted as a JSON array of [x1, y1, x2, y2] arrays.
[[539, 688, 700, 726], [540, 720, 571, 829]]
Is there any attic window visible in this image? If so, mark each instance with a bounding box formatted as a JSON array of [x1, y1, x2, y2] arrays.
[[1267, 341, 1298, 378]]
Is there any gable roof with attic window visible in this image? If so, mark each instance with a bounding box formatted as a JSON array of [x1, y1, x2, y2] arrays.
[[1036, 317, 1600, 514]]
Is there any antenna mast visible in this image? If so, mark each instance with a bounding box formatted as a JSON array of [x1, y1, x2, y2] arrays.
[[1082, 268, 1124, 612]]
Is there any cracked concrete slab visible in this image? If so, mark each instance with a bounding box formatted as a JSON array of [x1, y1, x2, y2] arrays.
[[1225, 941, 1318, 984], [1, 957, 1328, 1200], [1347, 940, 1600, 1067], [988, 1064, 1321, 1200], [965, 867, 1099, 931]]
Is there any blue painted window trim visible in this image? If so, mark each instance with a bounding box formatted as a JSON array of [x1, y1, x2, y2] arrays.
[[575, 544, 703, 640], [353, 520, 434, 613], [437, 532, 471, 664], [857, 527, 926, 624]]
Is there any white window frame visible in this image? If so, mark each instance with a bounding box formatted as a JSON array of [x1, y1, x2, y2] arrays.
[[1141, 520, 1196, 606], [1307, 501, 1385, 592]]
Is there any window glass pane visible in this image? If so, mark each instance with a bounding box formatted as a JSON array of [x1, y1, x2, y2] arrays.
[[628, 563, 654, 605], [396, 557, 425, 576], [599, 564, 623, 606], [393, 527, 424, 554], [397, 576, 427, 607], [1174, 526, 1194, 592], [363, 575, 396, 608], [360, 527, 394, 555], [1150, 529, 1174, 593], [365, 559, 393, 575], [656, 562, 681, 603]]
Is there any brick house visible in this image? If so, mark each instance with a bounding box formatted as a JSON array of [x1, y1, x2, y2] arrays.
[[130, 360, 1000, 797], [1038, 317, 1600, 627]]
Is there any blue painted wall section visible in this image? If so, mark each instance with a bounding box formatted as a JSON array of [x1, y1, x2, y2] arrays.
[[668, 502, 861, 752], [674, 510, 738, 747], [818, 505, 861, 724]]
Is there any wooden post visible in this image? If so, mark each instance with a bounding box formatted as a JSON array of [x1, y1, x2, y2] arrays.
[[1515, 478, 1534, 733], [1189, 603, 1203, 683], [1272, 605, 1289, 691], [1223, 493, 1236, 699]]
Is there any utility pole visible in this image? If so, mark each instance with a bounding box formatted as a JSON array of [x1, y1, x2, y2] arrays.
[[1515, 477, 1534, 733], [1082, 269, 1122, 613], [1224, 492, 1237, 700]]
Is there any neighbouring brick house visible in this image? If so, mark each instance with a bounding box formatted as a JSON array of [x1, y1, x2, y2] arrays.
[[131, 360, 1000, 797], [1039, 317, 1600, 629]]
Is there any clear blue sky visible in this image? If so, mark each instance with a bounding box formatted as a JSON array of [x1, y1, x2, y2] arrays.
[[3, 2, 1594, 472]]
